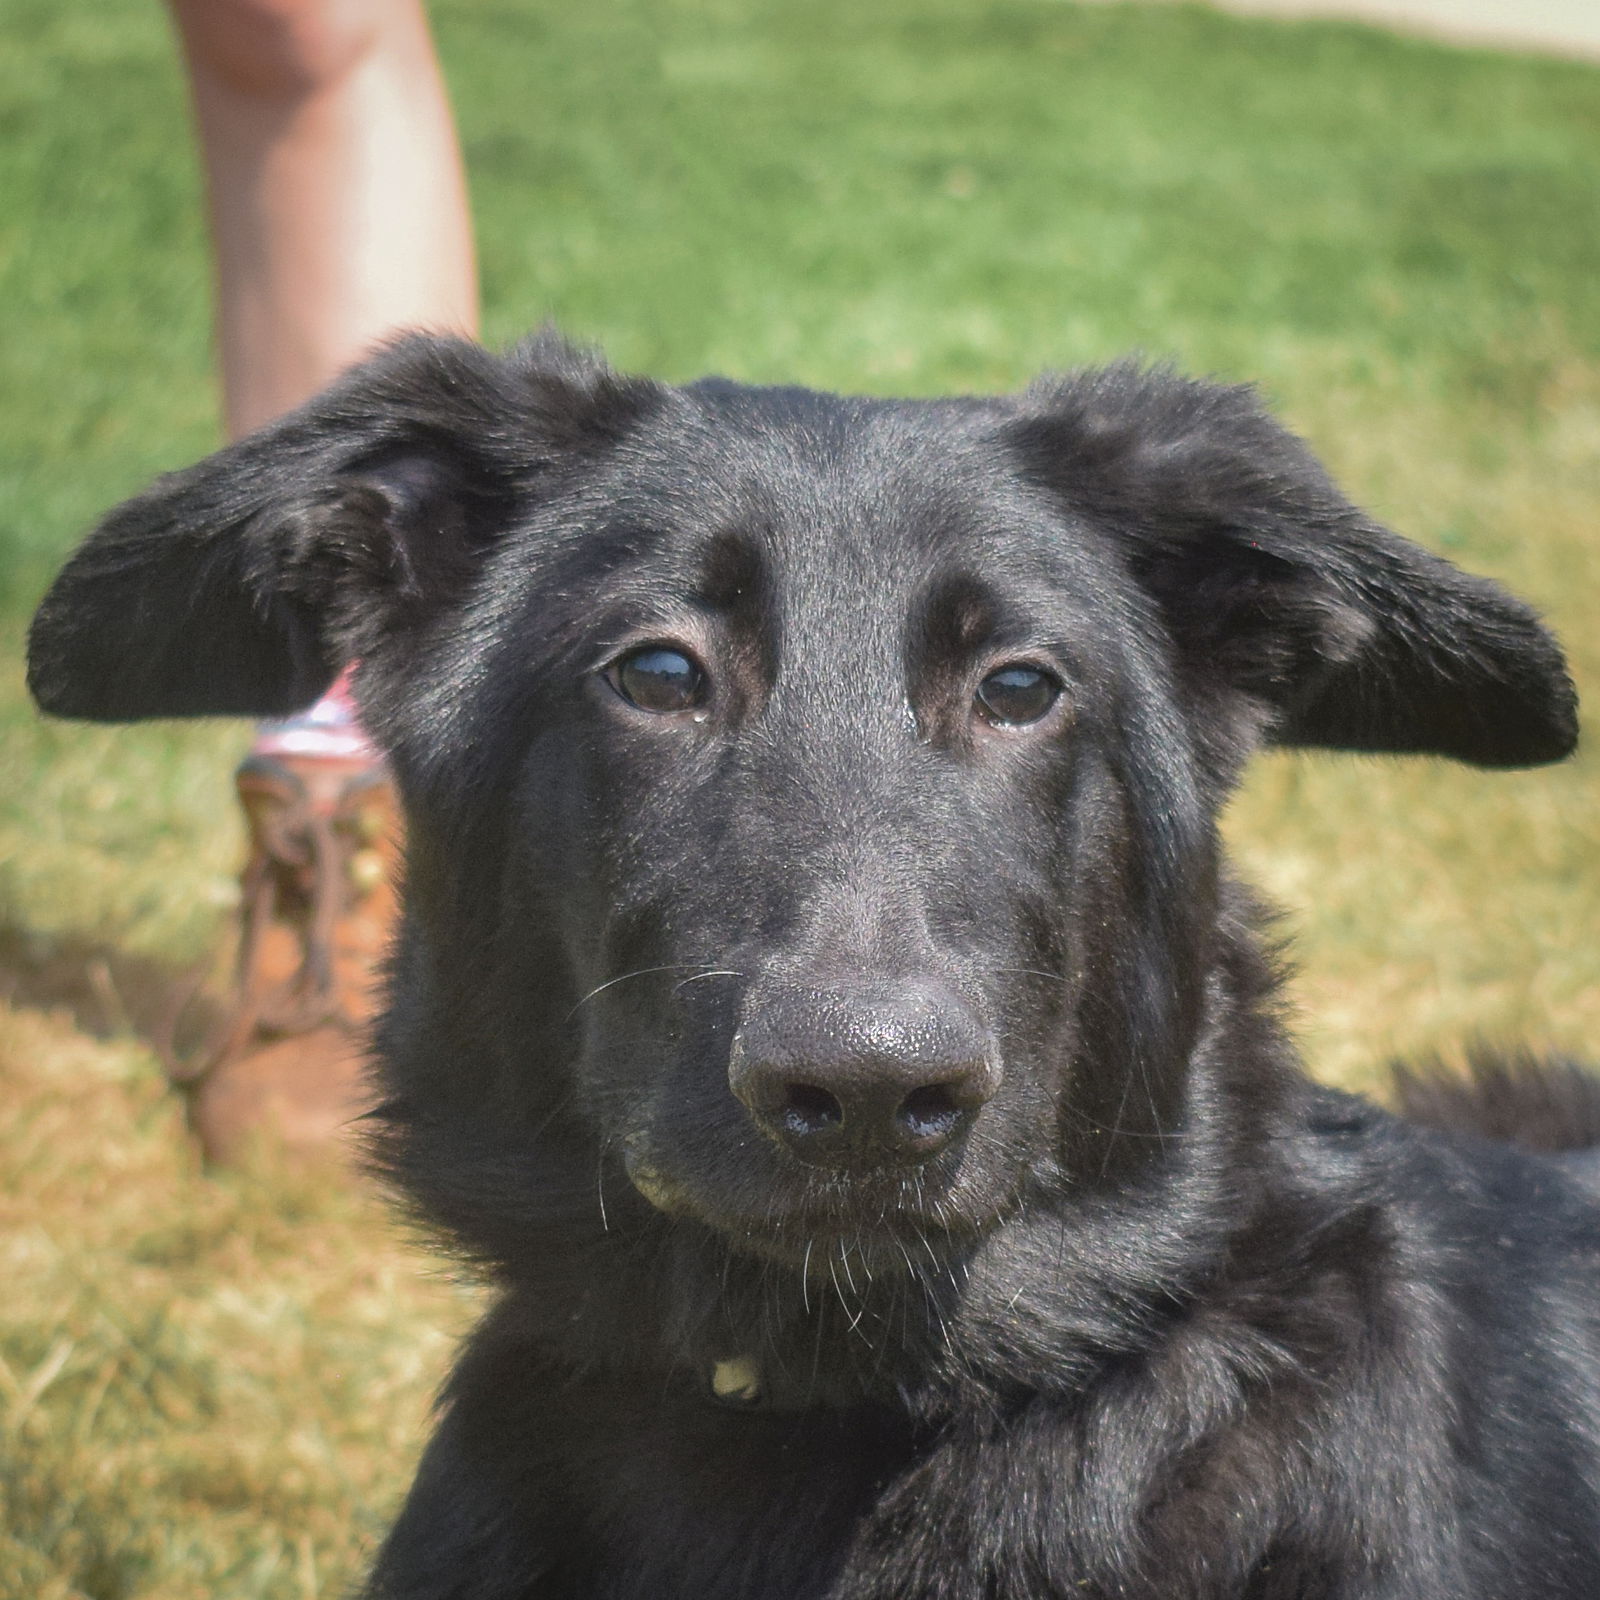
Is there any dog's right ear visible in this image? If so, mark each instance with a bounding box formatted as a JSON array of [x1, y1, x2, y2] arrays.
[[28, 332, 662, 722]]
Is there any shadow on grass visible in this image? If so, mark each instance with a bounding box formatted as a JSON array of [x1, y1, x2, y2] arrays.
[[0, 915, 381, 1174], [0, 919, 225, 1068]]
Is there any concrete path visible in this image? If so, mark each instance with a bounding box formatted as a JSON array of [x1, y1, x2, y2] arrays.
[[1201, 0, 1600, 62]]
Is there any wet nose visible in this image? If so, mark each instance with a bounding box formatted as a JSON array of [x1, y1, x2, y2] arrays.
[[729, 982, 999, 1170]]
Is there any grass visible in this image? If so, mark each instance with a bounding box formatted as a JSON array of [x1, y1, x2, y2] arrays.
[[0, 1004, 475, 1600], [1, 0, 1597, 1592]]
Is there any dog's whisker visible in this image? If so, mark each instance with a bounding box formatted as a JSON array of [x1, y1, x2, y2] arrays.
[[565, 964, 719, 1022], [671, 968, 745, 992], [595, 1140, 612, 1234], [1056, 1097, 1194, 1141], [838, 1237, 859, 1299]]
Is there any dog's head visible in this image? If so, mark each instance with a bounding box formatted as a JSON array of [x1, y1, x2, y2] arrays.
[[30, 334, 1576, 1270]]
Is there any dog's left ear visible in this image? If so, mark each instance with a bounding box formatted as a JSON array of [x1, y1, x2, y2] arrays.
[[29, 332, 662, 723], [1008, 365, 1577, 768]]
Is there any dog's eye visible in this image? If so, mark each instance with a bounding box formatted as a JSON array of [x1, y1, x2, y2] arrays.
[[974, 665, 1059, 727], [610, 646, 707, 714]]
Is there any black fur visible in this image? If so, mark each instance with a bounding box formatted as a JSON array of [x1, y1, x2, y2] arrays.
[[29, 334, 1595, 1598]]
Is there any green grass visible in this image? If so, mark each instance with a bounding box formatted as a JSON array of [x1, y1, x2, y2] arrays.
[[1, 0, 1598, 1593]]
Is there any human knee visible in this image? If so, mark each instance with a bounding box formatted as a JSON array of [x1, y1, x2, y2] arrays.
[[171, 0, 395, 99]]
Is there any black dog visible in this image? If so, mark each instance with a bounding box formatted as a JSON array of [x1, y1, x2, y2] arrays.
[[29, 335, 1599, 1598]]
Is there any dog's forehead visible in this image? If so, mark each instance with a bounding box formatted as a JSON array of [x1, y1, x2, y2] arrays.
[[594, 380, 1121, 630]]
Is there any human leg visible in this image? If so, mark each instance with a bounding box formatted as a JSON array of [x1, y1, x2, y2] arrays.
[[168, 0, 478, 437], [163, 0, 478, 1160]]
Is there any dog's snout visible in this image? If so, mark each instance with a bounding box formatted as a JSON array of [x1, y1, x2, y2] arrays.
[[730, 982, 999, 1170]]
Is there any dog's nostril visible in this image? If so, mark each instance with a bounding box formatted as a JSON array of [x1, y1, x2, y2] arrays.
[[731, 984, 998, 1169], [781, 1083, 844, 1138], [897, 1083, 963, 1143]]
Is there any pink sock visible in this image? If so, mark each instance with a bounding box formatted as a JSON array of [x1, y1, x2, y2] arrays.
[[251, 667, 380, 760]]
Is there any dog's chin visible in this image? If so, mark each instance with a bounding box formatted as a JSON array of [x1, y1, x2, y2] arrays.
[[622, 1141, 1006, 1271], [716, 1210, 991, 1274]]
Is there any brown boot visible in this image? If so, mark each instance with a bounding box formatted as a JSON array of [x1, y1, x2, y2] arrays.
[[167, 751, 399, 1167]]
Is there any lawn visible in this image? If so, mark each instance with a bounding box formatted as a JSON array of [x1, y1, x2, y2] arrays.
[[1, 0, 1597, 1593]]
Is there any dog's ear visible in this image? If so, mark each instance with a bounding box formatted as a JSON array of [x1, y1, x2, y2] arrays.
[[28, 332, 662, 722], [1008, 365, 1577, 769]]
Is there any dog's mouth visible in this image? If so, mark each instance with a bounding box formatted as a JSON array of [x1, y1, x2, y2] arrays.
[[621, 1133, 1005, 1269], [705, 1204, 986, 1275]]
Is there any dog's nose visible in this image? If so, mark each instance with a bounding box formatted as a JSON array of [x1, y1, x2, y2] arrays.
[[730, 982, 999, 1170]]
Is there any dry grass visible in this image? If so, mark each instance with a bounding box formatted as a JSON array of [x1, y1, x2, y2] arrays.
[[0, 1002, 476, 1600]]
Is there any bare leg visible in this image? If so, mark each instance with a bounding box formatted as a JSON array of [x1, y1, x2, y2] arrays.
[[167, 0, 479, 438], [160, 1, 477, 1162]]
